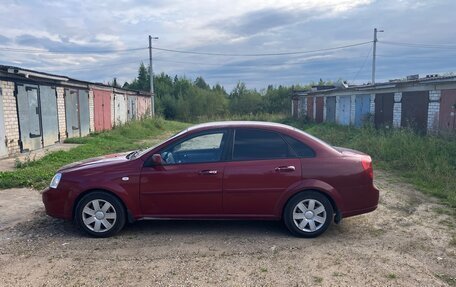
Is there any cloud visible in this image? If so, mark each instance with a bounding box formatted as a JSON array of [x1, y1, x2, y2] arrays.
[[0, 0, 455, 90]]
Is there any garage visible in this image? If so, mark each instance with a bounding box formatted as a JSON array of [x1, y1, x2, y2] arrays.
[[336, 95, 351, 125], [374, 93, 394, 129], [401, 91, 429, 133], [93, 88, 112, 132], [114, 93, 128, 126], [354, 94, 371, 127], [64, 88, 90, 138], [440, 89, 456, 134]]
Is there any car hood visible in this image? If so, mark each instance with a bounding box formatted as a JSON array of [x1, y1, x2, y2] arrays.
[[58, 152, 131, 173]]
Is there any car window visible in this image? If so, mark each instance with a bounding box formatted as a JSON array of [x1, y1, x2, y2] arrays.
[[233, 129, 290, 161], [282, 134, 315, 158], [160, 131, 226, 164]]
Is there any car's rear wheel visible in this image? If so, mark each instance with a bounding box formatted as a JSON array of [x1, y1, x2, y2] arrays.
[[284, 191, 333, 238], [75, 191, 126, 238]]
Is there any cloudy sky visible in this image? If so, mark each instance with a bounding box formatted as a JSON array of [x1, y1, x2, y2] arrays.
[[1, 0, 455, 90]]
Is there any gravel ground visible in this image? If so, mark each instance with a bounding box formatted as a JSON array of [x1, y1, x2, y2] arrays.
[[0, 170, 455, 287]]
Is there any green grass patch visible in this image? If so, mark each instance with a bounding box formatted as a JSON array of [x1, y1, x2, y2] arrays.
[[0, 118, 188, 190], [281, 119, 456, 209]]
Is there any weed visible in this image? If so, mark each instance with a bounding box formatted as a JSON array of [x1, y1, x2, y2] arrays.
[[387, 273, 397, 279], [450, 234, 456, 247], [435, 273, 456, 286]]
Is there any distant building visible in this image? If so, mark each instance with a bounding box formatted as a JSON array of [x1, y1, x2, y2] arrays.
[[0, 65, 152, 158], [291, 74, 456, 135]]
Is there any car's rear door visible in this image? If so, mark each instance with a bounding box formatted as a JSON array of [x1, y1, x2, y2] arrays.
[[139, 129, 228, 216], [222, 128, 302, 217]]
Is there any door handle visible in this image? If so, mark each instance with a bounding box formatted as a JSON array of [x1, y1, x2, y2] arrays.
[[199, 170, 218, 175], [275, 166, 296, 172]]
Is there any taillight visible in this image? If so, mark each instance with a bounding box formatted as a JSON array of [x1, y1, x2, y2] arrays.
[[361, 158, 373, 179]]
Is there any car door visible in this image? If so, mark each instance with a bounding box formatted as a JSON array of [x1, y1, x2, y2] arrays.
[[139, 129, 228, 216], [223, 128, 302, 216]]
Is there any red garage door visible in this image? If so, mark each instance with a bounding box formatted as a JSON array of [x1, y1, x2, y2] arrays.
[[93, 88, 112, 131]]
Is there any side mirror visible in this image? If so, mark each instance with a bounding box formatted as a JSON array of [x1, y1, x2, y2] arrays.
[[151, 154, 164, 166]]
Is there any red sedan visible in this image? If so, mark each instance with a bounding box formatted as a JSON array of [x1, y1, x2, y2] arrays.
[[43, 121, 379, 238]]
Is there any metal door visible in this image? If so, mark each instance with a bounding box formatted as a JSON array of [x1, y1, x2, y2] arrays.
[[374, 93, 394, 128], [306, 97, 314, 120], [78, 90, 90, 136], [337, 95, 351, 125], [0, 87, 8, 157], [65, 89, 80, 138], [326, 96, 336, 123], [440, 89, 456, 134], [355, 94, 371, 127], [39, 86, 59, 146], [115, 93, 127, 125], [315, 97, 324, 123], [401, 91, 429, 134], [128, 96, 137, 121], [17, 84, 42, 151], [93, 89, 104, 131]]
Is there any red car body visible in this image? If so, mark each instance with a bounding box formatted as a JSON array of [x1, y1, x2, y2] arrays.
[[43, 122, 379, 232]]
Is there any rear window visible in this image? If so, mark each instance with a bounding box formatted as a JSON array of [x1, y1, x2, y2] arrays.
[[282, 134, 315, 158], [233, 129, 290, 160]]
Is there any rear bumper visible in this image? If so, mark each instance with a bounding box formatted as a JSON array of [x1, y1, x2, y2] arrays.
[[341, 184, 379, 218], [42, 187, 72, 220]]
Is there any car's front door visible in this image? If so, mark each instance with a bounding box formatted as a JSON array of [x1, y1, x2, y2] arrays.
[[139, 130, 228, 216], [223, 128, 302, 217]]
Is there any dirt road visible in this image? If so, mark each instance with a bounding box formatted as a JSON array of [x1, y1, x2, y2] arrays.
[[0, 170, 455, 286]]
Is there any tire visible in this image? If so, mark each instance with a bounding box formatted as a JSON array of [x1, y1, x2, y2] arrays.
[[75, 191, 126, 238], [283, 191, 333, 238]]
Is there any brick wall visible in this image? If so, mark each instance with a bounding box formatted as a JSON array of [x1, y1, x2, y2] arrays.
[[89, 90, 94, 132], [393, 92, 402, 128], [56, 87, 66, 141], [427, 90, 441, 133], [1, 81, 20, 155]]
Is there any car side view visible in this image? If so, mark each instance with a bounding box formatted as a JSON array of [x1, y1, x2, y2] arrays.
[[42, 121, 379, 238]]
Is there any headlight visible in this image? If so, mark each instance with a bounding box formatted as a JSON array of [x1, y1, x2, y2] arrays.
[[50, 173, 62, 189]]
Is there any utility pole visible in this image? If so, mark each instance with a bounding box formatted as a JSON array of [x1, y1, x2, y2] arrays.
[[372, 28, 383, 85], [149, 35, 158, 116]]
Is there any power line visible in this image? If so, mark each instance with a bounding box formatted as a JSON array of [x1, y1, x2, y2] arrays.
[[352, 46, 372, 83], [381, 41, 456, 50], [0, 46, 147, 54], [152, 41, 372, 57]]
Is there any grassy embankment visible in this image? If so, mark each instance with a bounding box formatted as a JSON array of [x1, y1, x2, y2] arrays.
[[0, 118, 188, 190]]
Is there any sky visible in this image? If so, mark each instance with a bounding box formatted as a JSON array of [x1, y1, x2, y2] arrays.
[[1, 0, 456, 91]]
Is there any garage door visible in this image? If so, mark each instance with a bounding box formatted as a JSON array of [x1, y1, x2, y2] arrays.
[[16, 84, 42, 151], [401, 91, 429, 134], [0, 87, 8, 157], [39, 85, 59, 147], [337, 96, 351, 125], [374, 93, 394, 129]]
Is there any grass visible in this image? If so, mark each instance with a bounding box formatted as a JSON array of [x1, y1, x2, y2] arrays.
[[281, 118, 456, 209], [0, 118, 188, 190]]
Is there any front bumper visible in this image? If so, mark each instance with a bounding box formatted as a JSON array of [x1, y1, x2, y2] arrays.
[[42, 187, 72, 220]]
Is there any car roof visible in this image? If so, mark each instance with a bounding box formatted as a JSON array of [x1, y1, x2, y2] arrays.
[[187, 121, 296, 132]]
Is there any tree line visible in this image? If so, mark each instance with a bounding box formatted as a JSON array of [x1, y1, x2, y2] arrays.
[[118, 63, 314, 122]]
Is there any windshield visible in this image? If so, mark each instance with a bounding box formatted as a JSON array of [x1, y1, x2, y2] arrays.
[[129, 128, 188, 159]]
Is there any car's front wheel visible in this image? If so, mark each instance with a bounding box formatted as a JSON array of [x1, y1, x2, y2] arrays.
[[284, 191, 333, 238], [75, 191, 126, 238]]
